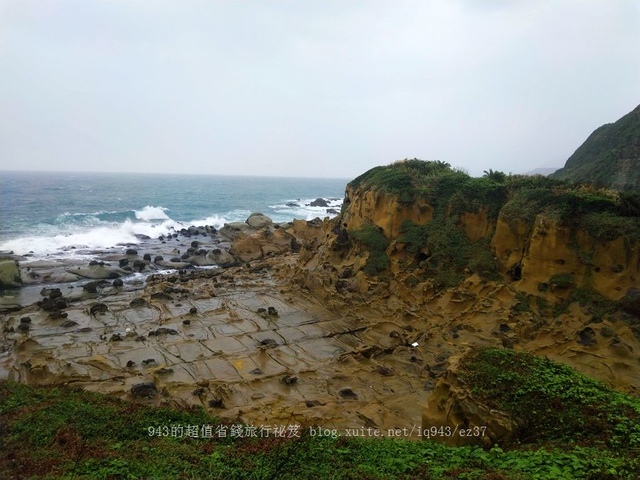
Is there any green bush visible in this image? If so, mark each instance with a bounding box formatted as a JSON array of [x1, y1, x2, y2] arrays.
[[580, 211, 640, 241], [618, 190, 640, 216], [348, 158, 452, 195], [400, 218, 498, 288], [460, 348, 640, 449], [570, 288, 618, 322], [349, 224, 388, 251], [349, 224, 390, 275]]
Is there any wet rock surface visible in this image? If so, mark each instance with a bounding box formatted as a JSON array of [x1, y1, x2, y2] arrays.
[[0, 256, 434, 433]]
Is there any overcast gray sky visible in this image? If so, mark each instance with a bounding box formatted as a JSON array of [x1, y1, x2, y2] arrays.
[[0, 1, 638, 178]]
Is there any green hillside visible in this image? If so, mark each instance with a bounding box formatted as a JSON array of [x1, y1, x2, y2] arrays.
[[552, 105, 640, 191]]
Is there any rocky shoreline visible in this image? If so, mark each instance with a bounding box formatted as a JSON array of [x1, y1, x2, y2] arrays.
[[0, 212, 432, 435]]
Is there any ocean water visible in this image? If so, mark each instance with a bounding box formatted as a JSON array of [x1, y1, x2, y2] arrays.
[[0, 171, 348, 259]]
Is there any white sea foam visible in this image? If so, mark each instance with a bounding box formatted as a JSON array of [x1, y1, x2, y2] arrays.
[[0, 199, 343, 259], [268, 197, 342, 221], [0, 219, 180, 258], [134, 205, 170, 221], [190, 214, 230, 230]]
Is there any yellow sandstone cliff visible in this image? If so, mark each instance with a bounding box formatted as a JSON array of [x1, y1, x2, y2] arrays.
[[284, 164, 640, 445]]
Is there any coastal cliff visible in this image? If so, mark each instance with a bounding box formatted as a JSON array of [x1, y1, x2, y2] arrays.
[[294, 159, 640, 304], [285, 159, 640, 444], [307, 160, 639, 301]]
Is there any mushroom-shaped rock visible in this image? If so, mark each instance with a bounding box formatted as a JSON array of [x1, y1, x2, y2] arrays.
[[246, 212, 274, 229]]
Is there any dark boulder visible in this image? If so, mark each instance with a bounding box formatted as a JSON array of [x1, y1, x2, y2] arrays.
[[48, 288, 63, 299], [151, 327, 178, 336], [131, 382, 158, 398], [53, 298, 68, 310], [89, 303, 108, 315], [37, 298, 55, 311], [310, 198, 329, 207]]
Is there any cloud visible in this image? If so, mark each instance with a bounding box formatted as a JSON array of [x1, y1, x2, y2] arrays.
[[0, 0, 638, 177]]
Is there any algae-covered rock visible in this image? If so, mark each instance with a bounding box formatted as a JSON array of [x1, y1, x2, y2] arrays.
[[70, 263, 124, 280], [0, 259, 22, 289]]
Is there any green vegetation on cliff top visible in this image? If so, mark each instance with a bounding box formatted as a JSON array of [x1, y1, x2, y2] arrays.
[[2, 347, 640, 479], [346, 159, 640, 287], [348, 158, 640, 240]]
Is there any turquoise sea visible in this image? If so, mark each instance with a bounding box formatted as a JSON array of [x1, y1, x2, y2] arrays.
[[0, 171, 348, 259]]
